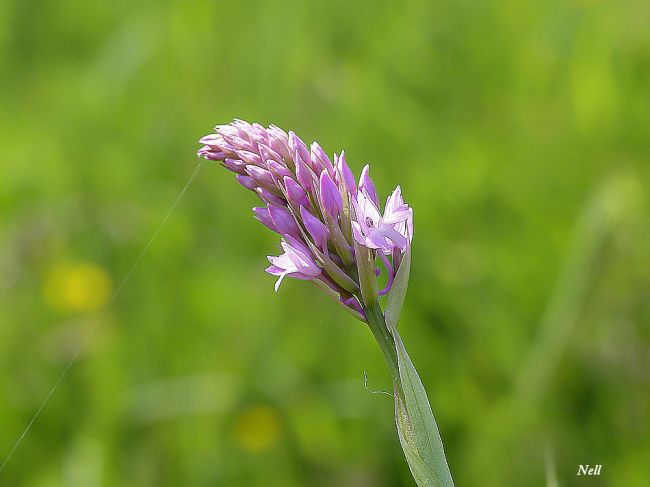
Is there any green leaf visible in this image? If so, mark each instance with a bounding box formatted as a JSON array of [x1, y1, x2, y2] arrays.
[[383, 247, 453, 486], [386, 248, 411, 329], [395, 391, 441, 487], [390, 326, 455, 487]]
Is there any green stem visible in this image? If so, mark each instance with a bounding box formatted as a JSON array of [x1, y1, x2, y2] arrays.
[[366, 302, 454, 487], [365, 302, 399, 384]]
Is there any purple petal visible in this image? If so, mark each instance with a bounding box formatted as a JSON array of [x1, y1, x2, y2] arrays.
[[266, 160, 292, 179], [198, 146, 227, 161], [256, 187, 285, 207], [223, 134, 255, 152], [282, 241, 320, 277], [249, 123, 269, 144], [265, 264, 284, 275], [268, 205, 300, 236], [300, 206, 329, 249], [359, 164, 379, 207], [311, 142, 335, 174], [236, 174, 256, 191], [289, 131, 311, 168], [351, 221, 366, 246], [284, 235, 313, 256], [385, 185, 403, 213], [366, 229, 390, 250], [232, 119, 253, 131], [236, 150, 263, 165], [265, 236, 321, 291], [199, 134, 222, 145], [258, 144, 284, 164], [319, 170, 343, 218], [383, 208, 411, 225], [246, 165, 275, 187], [337, 150, 356, 192], [267, 251, 294, 271], [284, 176, 310, 207], [379, 224, 408, 250], [214, 124, 238, 137], [267, 125, 288, 141], [253, 206, 278, 232], [295, 152, 314, 190], [222, 158, 247, 174], [267, 126, 291, 161]]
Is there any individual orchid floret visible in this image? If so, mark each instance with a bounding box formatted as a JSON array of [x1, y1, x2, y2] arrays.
[[265, 237, 321, 291], [351, 186, 412, 254]]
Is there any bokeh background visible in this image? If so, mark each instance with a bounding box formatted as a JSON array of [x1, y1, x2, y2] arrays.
[[1, 0, 649, 485]]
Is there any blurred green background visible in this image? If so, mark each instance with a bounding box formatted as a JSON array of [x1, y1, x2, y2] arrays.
[[1, 0, 649, 485]]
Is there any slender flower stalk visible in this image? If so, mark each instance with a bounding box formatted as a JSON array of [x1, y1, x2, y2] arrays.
[[198, 120, 453, 486]]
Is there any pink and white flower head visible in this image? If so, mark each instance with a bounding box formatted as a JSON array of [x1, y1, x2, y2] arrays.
[[198, 120, 414, 321]]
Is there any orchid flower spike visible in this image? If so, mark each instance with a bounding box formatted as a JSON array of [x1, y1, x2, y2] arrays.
[[198, 120, 413, 319], [198, 121, 455, 487]]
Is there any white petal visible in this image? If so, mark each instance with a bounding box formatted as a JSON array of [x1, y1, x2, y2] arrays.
[[274, 270, 291, 292], [385, 185, 403, 213]]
